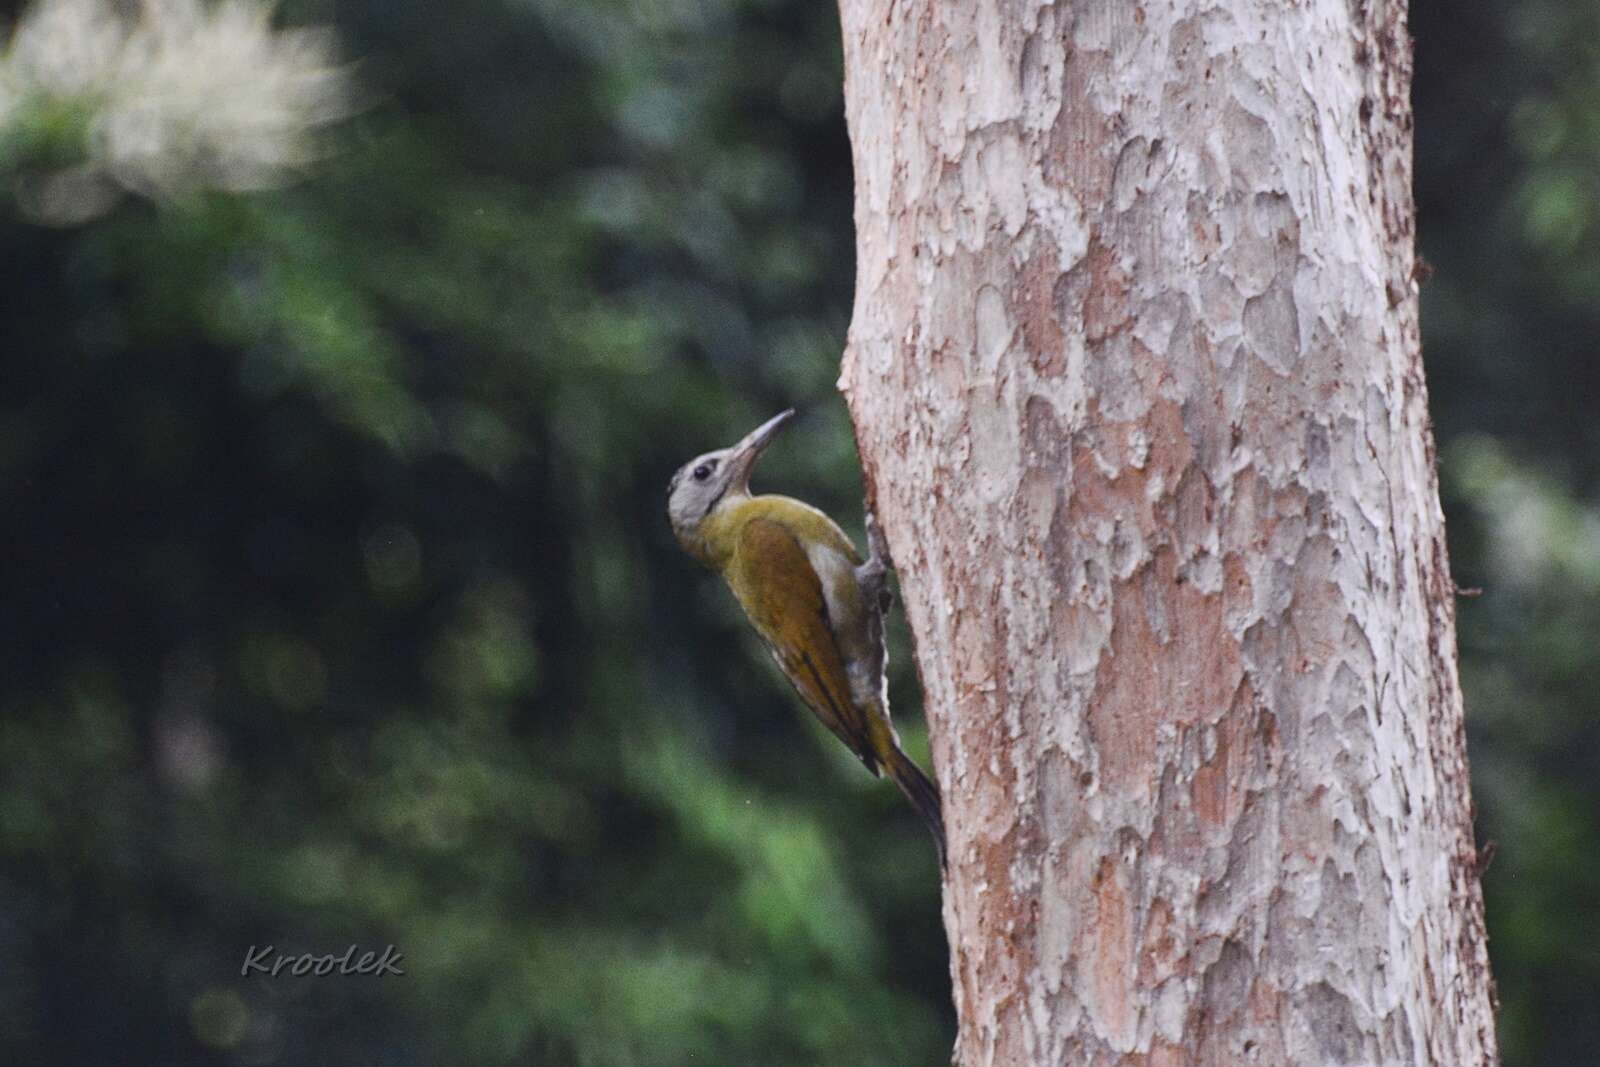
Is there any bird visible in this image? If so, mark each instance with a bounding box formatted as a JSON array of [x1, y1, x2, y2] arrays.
[[667, 408, 945, 866]]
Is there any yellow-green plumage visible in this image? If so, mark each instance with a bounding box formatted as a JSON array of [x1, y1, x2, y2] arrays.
[[668, 412, 944, 865], [714, 498, 878, 761]]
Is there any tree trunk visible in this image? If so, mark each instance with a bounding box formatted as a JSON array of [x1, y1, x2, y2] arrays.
[[835, 2, 1498, 1064]]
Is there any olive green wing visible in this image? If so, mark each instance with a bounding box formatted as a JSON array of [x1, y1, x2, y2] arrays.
[[729, 516, 879, 775]]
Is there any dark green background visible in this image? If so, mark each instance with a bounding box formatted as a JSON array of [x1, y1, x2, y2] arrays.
[[0, 0, 1594, 1063]]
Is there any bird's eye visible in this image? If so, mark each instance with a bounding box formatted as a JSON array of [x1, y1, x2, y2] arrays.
[[692, 463, 713, 482]]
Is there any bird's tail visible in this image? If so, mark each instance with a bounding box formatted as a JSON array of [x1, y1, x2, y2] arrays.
[[882, 744, 946, 869]]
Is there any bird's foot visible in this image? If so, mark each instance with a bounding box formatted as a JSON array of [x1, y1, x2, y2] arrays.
[[858, 503, 894, 614]]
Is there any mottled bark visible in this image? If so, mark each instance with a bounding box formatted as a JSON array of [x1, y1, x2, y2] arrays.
[[835, 2, 1497, 1064]]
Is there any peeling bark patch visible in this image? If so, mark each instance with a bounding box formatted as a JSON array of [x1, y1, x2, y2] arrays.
[[1015, 240, 1069, 376], [1242, 283, 1301, 374], [1089, 855, 1136, 1051], [1189, 686, 1255, 830], [1136, 897, 1179, 984], [1060, 237, 1131, 344], [1295, 982, 1363, 1064], [1202, 939, 1252, 1020], [1090, 546, 1242, 801]]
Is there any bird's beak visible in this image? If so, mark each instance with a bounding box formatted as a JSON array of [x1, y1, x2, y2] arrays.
[[725, 408, 795, 491]]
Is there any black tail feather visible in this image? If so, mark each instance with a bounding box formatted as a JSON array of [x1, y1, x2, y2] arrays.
[[884, 746, 946, 869]]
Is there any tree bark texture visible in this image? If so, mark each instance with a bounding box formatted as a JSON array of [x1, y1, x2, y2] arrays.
[[835, 2, 1498, 1064]]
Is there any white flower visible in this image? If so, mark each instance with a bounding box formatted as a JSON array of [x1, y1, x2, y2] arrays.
[[1, 0, 352, 222]]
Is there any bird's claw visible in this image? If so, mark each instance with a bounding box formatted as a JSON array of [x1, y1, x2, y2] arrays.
[[864, 507, 891, 570], [858, 501, 893, 614]]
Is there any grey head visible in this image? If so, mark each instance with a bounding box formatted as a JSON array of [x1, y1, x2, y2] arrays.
[[667, 409, 794, 542]]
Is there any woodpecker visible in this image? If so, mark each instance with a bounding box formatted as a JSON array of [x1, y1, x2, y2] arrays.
[[668, 409, 944, 866]]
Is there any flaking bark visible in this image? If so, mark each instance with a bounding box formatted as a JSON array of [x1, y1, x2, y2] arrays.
[[835, 1, 1498, 1063]]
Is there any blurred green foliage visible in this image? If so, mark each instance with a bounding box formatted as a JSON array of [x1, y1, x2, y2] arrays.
[[1415, 1, 1600, 1061], [0, 0, 1594, 1063]]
